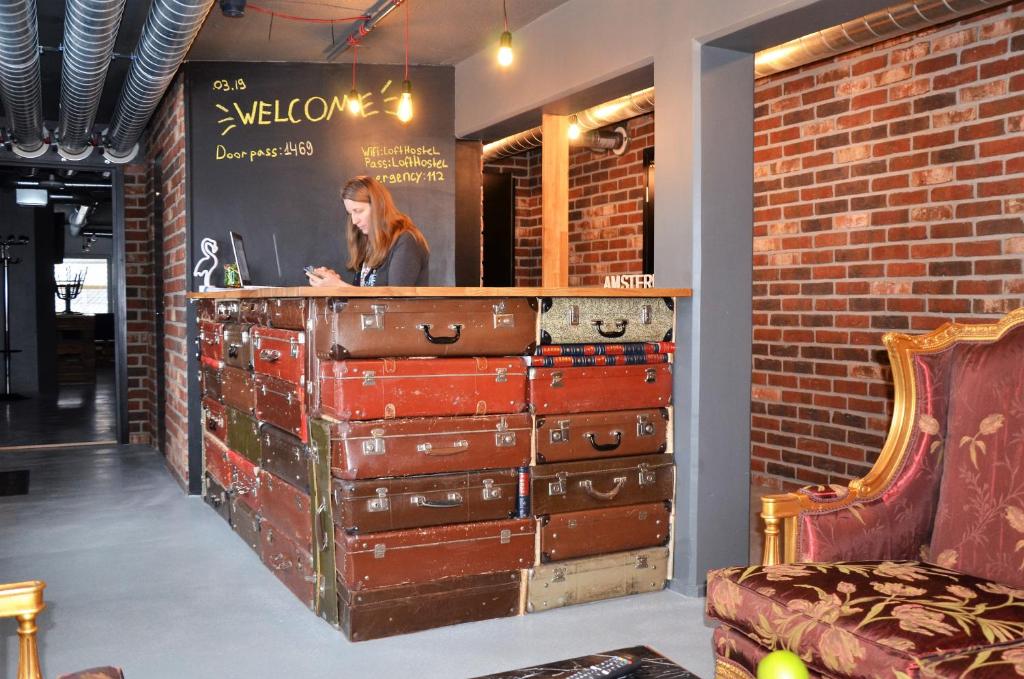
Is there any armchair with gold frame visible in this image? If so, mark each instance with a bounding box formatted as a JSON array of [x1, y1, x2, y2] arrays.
[[707, 308, 1024, 678]]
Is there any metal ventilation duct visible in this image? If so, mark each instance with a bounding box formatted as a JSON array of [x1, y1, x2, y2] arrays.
[[103, 0, 213, 163], [482, 87, 654, 162], [755, 0, 1004, 79], [0, 0, 47, 158], [58, 0, 127, 160]]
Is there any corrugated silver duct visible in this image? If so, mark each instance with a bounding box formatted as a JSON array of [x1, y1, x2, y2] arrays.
[[755, 0, 1004, 78], [482, 87, 654, 162], [103, 0, 213, 163], [0, 0, 47, 158], [58, 0, 127, 160]]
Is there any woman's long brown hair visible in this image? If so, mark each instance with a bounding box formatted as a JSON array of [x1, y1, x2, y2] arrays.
[[342, 176, 429, 271]]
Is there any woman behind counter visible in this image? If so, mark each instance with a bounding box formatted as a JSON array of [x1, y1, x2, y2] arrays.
[[306, 175, 430, 287]]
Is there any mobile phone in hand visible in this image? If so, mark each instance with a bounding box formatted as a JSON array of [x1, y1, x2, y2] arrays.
[[304, 265, 321, 278]]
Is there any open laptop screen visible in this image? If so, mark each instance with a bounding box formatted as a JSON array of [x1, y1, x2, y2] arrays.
[[229, 231, 251, 286]]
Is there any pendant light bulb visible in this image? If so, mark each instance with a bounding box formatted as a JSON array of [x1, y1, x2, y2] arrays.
[[567, 115, 581, 140], [397, 80, 414, 123], [497, 31, 513, 67], [347, 89, 361, 115]]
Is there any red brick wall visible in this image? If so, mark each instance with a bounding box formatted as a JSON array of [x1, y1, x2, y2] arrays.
[[752, 4, 1024, 491], [484, 112, 652, 285], [123, 163, 157, 445]]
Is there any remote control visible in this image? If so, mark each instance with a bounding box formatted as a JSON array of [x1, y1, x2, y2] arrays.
[[565, 653, 642, 679]]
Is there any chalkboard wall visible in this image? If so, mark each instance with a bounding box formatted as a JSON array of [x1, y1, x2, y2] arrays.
[[187, 62, 455, 287]]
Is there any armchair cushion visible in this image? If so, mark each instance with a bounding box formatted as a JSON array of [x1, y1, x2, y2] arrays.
[[928, 324, 1024, 589], [707, 560, 1024, 679]]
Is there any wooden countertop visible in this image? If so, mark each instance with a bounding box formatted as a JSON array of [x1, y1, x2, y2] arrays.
[[188, 286, 693, 299]]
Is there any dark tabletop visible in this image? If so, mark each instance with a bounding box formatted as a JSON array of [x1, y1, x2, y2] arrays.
[[469, 645, 701, 679]]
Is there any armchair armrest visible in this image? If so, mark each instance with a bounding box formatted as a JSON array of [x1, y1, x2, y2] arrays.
[[0, 580, 45, 679]]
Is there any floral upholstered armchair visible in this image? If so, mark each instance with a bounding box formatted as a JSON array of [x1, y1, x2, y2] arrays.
[[707, 308, 1024, 678]]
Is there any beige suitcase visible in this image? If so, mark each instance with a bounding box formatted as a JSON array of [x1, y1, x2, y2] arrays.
[[526, 546, 669, 612]]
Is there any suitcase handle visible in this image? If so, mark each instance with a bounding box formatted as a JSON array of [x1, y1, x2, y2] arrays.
[[411, 492, 463, 508], [579, 476, 627, 501], [417, 323, 463, 345], [585, 431, 622, 452], [259, 349, 281, 362], [416, 440, 469, 456], [227, 343, 240, 358], [591, 319, 628, 338]]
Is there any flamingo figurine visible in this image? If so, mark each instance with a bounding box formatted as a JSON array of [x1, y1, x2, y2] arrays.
[[193, 237, 219, 290]]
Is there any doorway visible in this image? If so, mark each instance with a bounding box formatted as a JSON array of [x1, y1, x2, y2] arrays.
[[481, 170, 515, 287], [0, 162, 128, 450]]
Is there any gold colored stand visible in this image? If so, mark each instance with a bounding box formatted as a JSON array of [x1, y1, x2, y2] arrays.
[[0, 580, 45, 679]]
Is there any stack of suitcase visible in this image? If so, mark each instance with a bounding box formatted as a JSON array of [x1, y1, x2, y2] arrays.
[[194, 294, 678, 642]]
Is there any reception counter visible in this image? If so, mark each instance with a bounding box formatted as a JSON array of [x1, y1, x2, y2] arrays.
[[188, 286, 689, 640]]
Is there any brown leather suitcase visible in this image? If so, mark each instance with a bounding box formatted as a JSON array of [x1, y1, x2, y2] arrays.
[[260, 424, 310, 493], [266, 297, 306, 330], [333, 469, 518, 534], [196, 298, 216, 321], [539, 297, 674, 345], [321, 413, 532, 480], [539, 501, 671, 562], [214, 299, 240, 322], [226, 407, 261, 464], [529, 364, 672, 415], [260, 469, 311, 547], [261, 522, 316, 610], [222, 323, 253, 370], [202, 397, 227, 443], [203, 473, 232, 523], [199, 357, 222, 402], [230, 495, 261, 552], [216, 298, 267, 324], [312, 297, 537, 359], [251, 326, 306, 384], [339, 571, 521, 642], [336, 518, 534, 591], [530, 454, 674, 516], [318, 357, 528, 421], [221, 366, 256, 414], [255, 372, 307, 441], [199, 320, 223, 362], [204, 433, 234, 490], [535, 408, 670, 463], [227, 448, 260, 512]]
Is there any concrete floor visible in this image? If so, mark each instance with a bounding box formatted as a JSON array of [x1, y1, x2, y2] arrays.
[[0, 445, 717, 679], [0, 367, 117, 449]]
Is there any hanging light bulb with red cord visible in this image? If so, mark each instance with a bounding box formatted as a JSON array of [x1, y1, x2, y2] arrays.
[[397, 0, 414, 123], [348, 43, 362, 115], [497, 0, 513, 67]]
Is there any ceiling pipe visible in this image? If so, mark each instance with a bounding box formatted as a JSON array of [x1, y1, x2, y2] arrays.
[[324, 0, 406, 61], [482, 87, 654, 162], [0, 0, 47, 158], [103, 0, 214, 163], [58, 0, 127, 160], [755, 0, 1003, 78], [16, 179, 112, 190]]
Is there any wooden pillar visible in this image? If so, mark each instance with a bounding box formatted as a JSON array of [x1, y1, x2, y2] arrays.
[[541, 113, 569, 287]]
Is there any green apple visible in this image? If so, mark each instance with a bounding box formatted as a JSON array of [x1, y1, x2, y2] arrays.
[[757, 650, 810, 679]]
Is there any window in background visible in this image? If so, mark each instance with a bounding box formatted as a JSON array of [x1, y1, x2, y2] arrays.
[[54, 258, 109, 314]]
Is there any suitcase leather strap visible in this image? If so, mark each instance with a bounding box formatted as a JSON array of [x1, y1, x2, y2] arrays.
[[579, 477, 627, 501]]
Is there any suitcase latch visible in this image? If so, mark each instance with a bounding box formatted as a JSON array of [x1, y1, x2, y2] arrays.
[[482, 478, 502, 501], [360, 304, 387, 330], [216, 301, 238, 320], [552, 567, 566, 583], [362, 429, 386, 456], [548, 471, 567, 496], [374, 543, 386, 559], [645, 368, 657, 383], [494, 418, 517, 447], [492, 301, 515, 328], [367, 488, 390, 513], [500, 529, 511, 544], [637, 414, 656, 437], [495, 367, 508, 383], [638, 463, 656, 486], [568, 304, 580, 326], [362, 370, 376, 386], [549, 420, 570, 444], [635, 554, 650, 569], [641, 303, 653, 325], [550, 371, 564, 388]]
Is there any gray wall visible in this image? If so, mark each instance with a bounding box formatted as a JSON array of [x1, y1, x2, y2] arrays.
[[0, 188, 40, 394], [455, 0, 873, 594]]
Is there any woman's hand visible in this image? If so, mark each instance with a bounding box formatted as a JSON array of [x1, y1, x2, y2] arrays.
[[306, 267, 349, 287]]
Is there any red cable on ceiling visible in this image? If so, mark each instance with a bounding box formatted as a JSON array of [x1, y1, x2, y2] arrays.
[[246, 3, 368, 24]]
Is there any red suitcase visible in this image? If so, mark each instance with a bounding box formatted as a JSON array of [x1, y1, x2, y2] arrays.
[[529, 364, 672, 415], [203, 433, 233, 490], [199, 357, 222, 403], [202, 397, 227, 443], [255, 372, 307, 441], [538, 501, 672, 562], [221, 366, 256, 414], [261, 522, 316, 610], [321, 413, 532, 480], [251, 326, 306, 384], [535, 408, 670, 463], [336, 518, 534, 591], [199, 320, 223, 362], [260, 469, 312, 548], [318, 357, 528, 421], [227, 448, 260, 512]]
